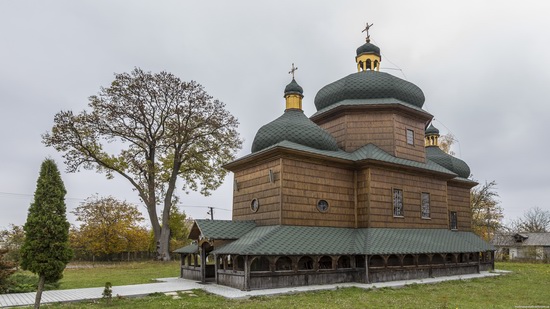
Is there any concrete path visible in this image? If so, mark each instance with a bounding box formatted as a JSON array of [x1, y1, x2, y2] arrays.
[[0, 271, 506, 307]]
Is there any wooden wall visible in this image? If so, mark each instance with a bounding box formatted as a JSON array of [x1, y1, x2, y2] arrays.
[[447, 184, 473, 231], [357, 169, 370, 228], [367, 167, 449, 229], [393, 113, 426, 162], [232, 159, 281, 225], [280, 158, 355, 227], [317, 111, 425, 163]]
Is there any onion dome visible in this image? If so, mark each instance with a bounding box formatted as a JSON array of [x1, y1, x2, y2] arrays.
[[425, 124, 471, 178], [314, 71, 425, 111], [425, 124, 440, 135], [356, 42, 381, 57], [284, 78, 303, 96], [251, 109, 340, 153]]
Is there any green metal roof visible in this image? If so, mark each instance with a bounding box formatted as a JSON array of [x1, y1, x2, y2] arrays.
[[189, 219, 256, 240], [284, 78, 303, 96], [314, 71, 425, 111], [239, 140, 456, 177], [173, 243, 198, 254], [426, 146, 471, 178], [365, 229, 494, 255], [311, 98, 429, 119], [251, 109, 339, 153], [356, 42, 381, 56], [425, 123, 440, 135], [212, 225, 494, 256], [213, 225, 359, 255]]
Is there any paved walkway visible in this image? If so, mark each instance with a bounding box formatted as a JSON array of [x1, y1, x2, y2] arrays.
[[0, 271, 506, 307]]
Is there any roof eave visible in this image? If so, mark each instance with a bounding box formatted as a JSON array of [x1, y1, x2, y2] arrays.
[[311, 101, 433, 125]]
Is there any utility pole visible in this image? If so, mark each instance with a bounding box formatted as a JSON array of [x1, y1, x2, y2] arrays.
[[207, 207, 214, 220]]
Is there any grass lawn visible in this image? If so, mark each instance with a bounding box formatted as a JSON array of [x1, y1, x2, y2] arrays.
[[58, 261, 181, 289], [37, 262, 550, 308]]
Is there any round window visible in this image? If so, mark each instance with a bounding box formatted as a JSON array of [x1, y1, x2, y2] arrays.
[[250, 198, 259, 212], [317, 199, 329, 213]]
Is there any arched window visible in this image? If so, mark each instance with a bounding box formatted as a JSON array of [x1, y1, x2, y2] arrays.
[[298, 256, 314, 270], [318, 256, 333, 270], [337, 256, 351, 269], [217, 255, 224, 270], [387, 255, 400, 267], [251, 256, 270, 272], [235, 256, 245, 271], [369, 255, 385, 267], [275, 256, 293, 271], [355, 255, 366, 268], [366, 59, 372, 70], [418, 254, 430, 265], [432, 254, 445, 265], [445, 254, 457, 264], [403, 254, 415, 266], [374, 60, 379, 70]]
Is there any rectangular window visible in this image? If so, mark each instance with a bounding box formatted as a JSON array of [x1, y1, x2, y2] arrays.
[[393, 188, 404, 217], [450, 211, 458, 230], [421, 192, 430, 219], [406, 129, 414, 145]]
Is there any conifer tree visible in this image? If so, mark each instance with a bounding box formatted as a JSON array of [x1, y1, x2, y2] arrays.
[[20, 158, 72, 308]]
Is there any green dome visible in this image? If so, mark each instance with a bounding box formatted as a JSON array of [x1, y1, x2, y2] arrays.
[[284, 78, 303, 96], [426, 146, 471, 178], [314, 71, 425, 111], [356, 42, 380, 56], [251, 109, 339, 153], [425, 124, 440, 135]]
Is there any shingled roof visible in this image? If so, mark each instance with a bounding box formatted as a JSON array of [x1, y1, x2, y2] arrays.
[[188, 219, 256, 240], [207, 224, 494, 256]]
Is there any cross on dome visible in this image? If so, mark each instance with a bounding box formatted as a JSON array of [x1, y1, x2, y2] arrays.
[[288, 63, 298, 79], [362, 22, 374, 42]]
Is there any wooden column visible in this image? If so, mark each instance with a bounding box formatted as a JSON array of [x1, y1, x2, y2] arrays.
[[201, 245, 209, 283], [244, 255, 250, 291], [214, 254, 219, 284], [365, 255, 370, 283]]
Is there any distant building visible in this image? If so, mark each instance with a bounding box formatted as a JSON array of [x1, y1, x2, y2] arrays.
[[492, 233, 550, 261], [176, 28, 494, 291]]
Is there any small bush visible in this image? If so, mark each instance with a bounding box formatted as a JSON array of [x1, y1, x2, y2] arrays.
[[5, 272, 59, 293]]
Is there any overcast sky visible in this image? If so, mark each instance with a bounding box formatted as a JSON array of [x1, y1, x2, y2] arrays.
[[1, 1, 549, 229]]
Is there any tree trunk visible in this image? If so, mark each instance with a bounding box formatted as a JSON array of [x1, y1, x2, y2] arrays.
[[159, 225, 171, 261], [34, 274, 45, 309]]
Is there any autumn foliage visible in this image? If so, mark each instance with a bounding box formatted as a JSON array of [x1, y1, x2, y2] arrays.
[[70, 196, 150, 259]]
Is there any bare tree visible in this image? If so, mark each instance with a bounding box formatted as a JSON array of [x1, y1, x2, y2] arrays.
[[43, 68, 242, 260], [439, 133, 456, 155], [512, 207, 550, 232]]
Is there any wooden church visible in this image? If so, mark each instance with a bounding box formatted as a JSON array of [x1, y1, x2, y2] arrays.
[[176, 26, 494, 290]]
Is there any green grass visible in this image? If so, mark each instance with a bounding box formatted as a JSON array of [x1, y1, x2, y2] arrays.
[[36, 262, 550, 308], [58, 261, 181, 289]]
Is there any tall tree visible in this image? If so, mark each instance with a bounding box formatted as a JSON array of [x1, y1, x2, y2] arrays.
[[72, 196, 149, 258], [20, 159, 72, 308], [43, 68, 242, 260], [470, 180, 504, 241]]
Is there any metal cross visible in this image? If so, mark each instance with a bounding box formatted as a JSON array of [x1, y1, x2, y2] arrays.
[[362, 22, 374, 36], [362, 22, 374, 42], [288, 63, 298, 79]]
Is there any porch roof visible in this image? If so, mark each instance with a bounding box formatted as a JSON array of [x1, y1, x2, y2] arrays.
[[211, 225, 494, 256], [188, 219, 256, 240]]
